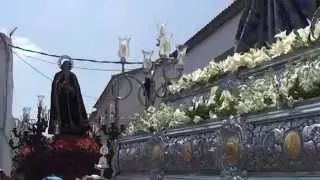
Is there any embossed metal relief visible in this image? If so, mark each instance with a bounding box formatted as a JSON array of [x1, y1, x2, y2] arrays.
[[113, 101, 320, 179], [225, 136, 240, 162], [150, 144, 161, 162], [182, 142, 192, 162], [283, 130, 302, 160], [219, 117, 248, 180], [163, 131, 221, 173], [245, 115, 320, 172], [146, 132, 168, 169]]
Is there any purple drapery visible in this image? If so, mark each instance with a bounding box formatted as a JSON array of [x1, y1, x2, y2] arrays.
[[235, 0, 317, 52]]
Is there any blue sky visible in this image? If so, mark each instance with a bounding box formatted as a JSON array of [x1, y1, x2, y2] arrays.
[[0, 0, 232, 118]]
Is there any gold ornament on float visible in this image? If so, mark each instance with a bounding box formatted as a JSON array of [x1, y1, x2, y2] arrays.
[[129, 148, 137, 157], [225, 136, 240, 162], [182, 143, 193, 162], [284, 131, 301, 160], [150, 144, 161, 162]]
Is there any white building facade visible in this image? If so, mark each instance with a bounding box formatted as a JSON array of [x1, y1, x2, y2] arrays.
[[0, 33, 14, 175]]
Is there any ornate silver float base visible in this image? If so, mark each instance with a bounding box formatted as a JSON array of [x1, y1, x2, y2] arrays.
[[112, 98, 320, 180]]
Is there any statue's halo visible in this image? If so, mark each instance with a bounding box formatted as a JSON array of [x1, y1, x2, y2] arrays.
[[58, 55, 73, 69]]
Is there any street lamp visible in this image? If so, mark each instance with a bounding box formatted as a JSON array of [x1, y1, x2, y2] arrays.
[[95, 134, 109, 177], [9, 96, 49, 150], [109, 24, 188, 126]]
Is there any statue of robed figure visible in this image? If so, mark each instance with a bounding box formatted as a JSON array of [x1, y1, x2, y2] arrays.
[[48, 55, 88, 135]]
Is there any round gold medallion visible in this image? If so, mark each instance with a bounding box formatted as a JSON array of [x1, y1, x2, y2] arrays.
[[284, 131, 301, 160], [129, 148, 137, 156], [150, 144, 161, 162], [225, 136, 240, 162], [182, 143, 193, 162]]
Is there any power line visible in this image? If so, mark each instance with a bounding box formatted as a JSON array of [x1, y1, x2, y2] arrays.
[[14, 52, 136, 72], [13, 52, 98, 101], [14, 52, 52, 81], [10, 44, 143, 65]]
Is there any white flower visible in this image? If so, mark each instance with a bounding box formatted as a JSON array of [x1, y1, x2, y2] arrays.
[[205, 61, 222, 78], [191, 69, 209, 83], [193, 116, 203, 124], [268, 39, 292, 57], [209, 111, 217, 119], [218, 90, 234, 111], [275, 30, 287, 39], [250, 47, 270, 64], [310, 20, 320, 41], [296, 25, 310, 43], [241, 52, 254, 68], [236, 101, 251, 114], [147, 106, 157, 113], [168, 24, 313, 95], [207, 86, 219, 106], [282, 31, 298, 47]]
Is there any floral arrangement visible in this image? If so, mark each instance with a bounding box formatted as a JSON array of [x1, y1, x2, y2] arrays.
[[168, 22, 320, 94], [236, 70, 280, 114], [127, 51, 320, 135], [51, 136, 100, 152], [9, 120, 101, 180], [11, 135, 101, 180], [126, 104, 191, 135], [11, 134, 100, 161]]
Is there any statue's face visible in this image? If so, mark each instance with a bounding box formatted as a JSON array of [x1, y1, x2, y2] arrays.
[[61, 61, 72, 71]]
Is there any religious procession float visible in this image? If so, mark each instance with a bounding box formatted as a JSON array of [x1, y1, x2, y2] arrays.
[[7, 1, 320, 180], [110, 2, 320, 180], [7, 57, 110, 180]]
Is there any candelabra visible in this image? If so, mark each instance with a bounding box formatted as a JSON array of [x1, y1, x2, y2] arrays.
[[92, 24, 187, 179], [109, 24, 188, 126], [9, 95, 49, 151], [94, 134, 109, 178]]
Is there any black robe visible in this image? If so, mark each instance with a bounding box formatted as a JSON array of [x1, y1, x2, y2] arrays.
[[235, 0, 317, 53], [48, 71, 88, 135]]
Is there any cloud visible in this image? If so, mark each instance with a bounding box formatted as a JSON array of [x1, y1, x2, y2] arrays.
[[0, 28, 42, 57], [12, 36, 42, 57]]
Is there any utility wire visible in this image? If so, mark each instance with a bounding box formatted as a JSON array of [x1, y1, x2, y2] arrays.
[[10, 44, 143, 65], [14, 52, 136, 72], [14, 53, 52, 81], [13, 52, 98, 101]]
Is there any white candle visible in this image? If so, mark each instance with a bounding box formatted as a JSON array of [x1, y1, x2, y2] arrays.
[[118, 38, 130, 61], [177, 45, 187, 66], [142, 50, 153, 72], [159, 24, 166, 38]]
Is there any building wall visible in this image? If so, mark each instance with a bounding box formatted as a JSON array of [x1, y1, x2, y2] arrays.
[[183, 12, 242, 73], [117, 70, 146, 126], [0, 33, 14, 175], [95, 69, 147, 127]]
